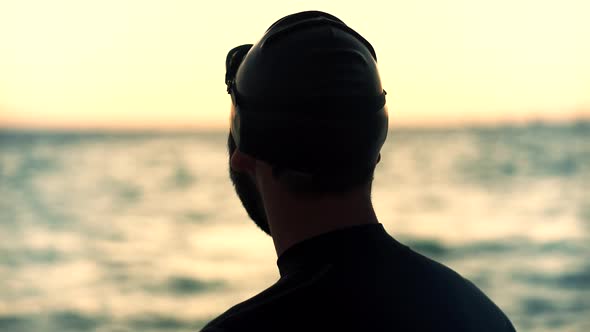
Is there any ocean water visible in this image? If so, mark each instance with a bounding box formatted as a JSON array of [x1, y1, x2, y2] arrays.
[[0, 122, 589, 332]]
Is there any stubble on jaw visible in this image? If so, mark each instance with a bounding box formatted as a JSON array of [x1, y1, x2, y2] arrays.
[[227, 133, 272, 235]]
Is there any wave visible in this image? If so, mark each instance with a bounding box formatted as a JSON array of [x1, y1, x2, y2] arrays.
[[142, 276, 225, 296], [0, 311, 211, 332]]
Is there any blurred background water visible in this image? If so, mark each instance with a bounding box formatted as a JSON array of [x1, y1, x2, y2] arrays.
[[0, 122, 589, 332]]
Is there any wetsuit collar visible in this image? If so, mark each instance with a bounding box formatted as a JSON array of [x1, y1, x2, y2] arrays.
[[276, 223, 394, 277]]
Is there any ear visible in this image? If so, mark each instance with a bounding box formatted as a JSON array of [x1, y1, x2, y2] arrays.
[[231, 149, 257, 175]]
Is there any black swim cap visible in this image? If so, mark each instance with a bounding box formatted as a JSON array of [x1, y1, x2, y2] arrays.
[[226, 11, 388, 175]]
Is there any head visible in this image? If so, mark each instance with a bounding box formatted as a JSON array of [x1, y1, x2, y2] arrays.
[[226, 11, 388, 235]]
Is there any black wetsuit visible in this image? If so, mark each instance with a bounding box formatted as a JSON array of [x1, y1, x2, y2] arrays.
[[201, 224, 516, 332]]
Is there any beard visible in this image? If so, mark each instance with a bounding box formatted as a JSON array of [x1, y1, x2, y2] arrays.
[[227, 133, 272, 236]]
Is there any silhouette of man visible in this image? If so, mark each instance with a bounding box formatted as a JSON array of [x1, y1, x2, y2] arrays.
[[201, 11, 516, 332]]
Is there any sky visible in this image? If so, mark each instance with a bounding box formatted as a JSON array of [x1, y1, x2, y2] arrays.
[[0, 0, 589, 129]]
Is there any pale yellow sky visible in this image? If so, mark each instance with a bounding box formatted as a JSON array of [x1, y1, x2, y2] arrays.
[[0, 0, 589, 129]]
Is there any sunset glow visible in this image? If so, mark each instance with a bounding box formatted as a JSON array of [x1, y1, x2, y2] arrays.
[[1, 0, 589, 129]]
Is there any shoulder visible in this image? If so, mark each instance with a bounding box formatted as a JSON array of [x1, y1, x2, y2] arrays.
[[200, 268, 330, 332], [200, 327, 227, 332], [393, 247, 517, 331]]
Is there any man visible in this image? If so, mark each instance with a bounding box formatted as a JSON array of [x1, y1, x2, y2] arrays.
[[202, 11, 515, 332]]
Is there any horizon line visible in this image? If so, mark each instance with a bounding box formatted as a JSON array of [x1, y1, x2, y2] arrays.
[[1, 117, 588, 134]]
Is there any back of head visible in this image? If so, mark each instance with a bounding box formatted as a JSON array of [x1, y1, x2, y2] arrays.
[[226, 11, 388, 193]]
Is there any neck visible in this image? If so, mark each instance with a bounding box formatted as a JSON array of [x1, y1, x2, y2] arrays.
[[261, 186, 379, 256]]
